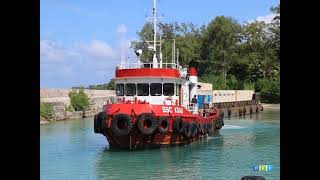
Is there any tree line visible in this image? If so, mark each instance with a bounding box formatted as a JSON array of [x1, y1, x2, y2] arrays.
[[89, 4, 279, 103], [132, 4, 279, 103]]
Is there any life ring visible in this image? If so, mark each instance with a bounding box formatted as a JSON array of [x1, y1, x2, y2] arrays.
[[173, 117, 184, 133], [111, 113, 133, 136], [183, 122, 192, 138], [158, 116, 170, 134], [137, 113, 158, 135]]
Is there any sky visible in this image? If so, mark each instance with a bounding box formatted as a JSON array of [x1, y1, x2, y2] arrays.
[[40, 0, 279, 88]]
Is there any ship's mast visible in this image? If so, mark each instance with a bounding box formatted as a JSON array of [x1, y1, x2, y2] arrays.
[[152, 0, 158, 68]]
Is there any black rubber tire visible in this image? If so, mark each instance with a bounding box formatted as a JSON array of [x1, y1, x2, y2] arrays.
[[220, 111, 224, 118], [94, 111, 108, 133], [173, 117, 184, 133], [216, 118, 224, 129], [183, 122, 192, 138], [111, 113, 133, 136], [204, 123, 209, 134], [209, 121, 214, 133], [196, 123, 201, 135], [208, 122, 213, 133], [201, 123, 205, 134], [191, 123, 197, 138], [137, 113, 158, 135], [94, 114, 99, 133], [158, 116, 170, 134]]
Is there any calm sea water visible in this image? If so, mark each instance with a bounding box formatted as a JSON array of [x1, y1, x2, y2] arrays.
[[40, 110, 280, 180]]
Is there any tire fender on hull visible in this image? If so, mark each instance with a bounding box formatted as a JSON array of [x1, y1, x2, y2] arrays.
[[158, 116, 170, 134], [94, 111, 107, 133], [111, 113, 134, 136], [191, 122, 197, 138], [215, 117, 224, 129], [137, 113, 158, 135], [183, 121, 192, 138], [173, 117, 184, 133]]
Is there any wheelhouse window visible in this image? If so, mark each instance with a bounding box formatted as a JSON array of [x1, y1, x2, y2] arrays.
[[125, 83, 136, 96], [137, 83, 149, 96], [116, 84, 124, 96], [150, 83, 162, 96], [163, 83, 174, 96]]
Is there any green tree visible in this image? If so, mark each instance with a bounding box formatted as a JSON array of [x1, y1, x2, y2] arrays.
[[131, 22, 154, 62], [88, 79, 115, 90], [130, 3, 280, 103], [69, 87, 92, 111], [201, 16, 242, 86], [40, 102, 54, 119]]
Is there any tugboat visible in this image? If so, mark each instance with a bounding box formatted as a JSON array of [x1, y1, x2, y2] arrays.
[[93, 0, 224, 149]]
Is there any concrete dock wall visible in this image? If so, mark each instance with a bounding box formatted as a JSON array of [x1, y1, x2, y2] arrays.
[[40, 88, 116, 110], [40, 88, 255, 121], [212, 90, 254, 103], [40, 88, 116, 121]]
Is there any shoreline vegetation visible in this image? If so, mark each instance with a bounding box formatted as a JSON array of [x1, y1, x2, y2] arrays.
[[40, 87, 99, 124]]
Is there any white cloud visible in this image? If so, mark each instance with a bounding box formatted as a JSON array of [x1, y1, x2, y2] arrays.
[[256, 14, 275, 23], [248, 13, 275, 24], [40, 39, 120, 87], [40, 40, 77, 64], [75, 40, 116, 60], [117, 24, 127, 33]]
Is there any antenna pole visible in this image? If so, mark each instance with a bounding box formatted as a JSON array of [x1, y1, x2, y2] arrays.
[[152, 0, 158, 68], [159, 35, 163, 68], [176, 48, 179, 66]]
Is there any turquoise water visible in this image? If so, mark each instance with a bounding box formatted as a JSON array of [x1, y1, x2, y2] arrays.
[[41, 110, 280, 180]]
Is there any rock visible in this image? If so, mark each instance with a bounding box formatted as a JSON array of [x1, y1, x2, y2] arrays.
[[54, 112, 65, 121], [40, 120, 49, 125]]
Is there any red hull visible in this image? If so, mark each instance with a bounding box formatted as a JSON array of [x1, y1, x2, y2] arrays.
[[94, 103, 223, 150], [103, 121, 220, 149]]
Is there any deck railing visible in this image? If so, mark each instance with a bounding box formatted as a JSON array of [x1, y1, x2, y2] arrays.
[[117, 62, 183, 71]]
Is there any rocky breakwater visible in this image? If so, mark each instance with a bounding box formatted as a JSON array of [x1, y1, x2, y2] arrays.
[[40, 88, 116, 123]]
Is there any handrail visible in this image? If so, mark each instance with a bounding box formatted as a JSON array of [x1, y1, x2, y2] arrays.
[[117, 62, 183, 71]]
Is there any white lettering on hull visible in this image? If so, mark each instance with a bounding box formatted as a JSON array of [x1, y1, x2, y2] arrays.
[[162, 106, 183, 114]]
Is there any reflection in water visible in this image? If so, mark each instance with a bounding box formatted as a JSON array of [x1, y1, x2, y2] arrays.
[[41, 110, 280, 180]]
